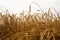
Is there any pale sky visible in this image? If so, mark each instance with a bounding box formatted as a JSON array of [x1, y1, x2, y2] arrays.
[[0, 0, 60, 14]]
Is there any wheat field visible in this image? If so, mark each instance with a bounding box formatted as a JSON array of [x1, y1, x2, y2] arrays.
[[0, 4, 60, 40]]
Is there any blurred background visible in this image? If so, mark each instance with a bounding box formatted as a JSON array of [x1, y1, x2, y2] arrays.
[[0, 0, 60, 14]]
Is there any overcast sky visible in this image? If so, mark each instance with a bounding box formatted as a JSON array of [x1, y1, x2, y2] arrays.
[[0, 0, 60, 14]]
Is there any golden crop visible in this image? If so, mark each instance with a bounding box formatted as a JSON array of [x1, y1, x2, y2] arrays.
[[0, 4, 60, 40]]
